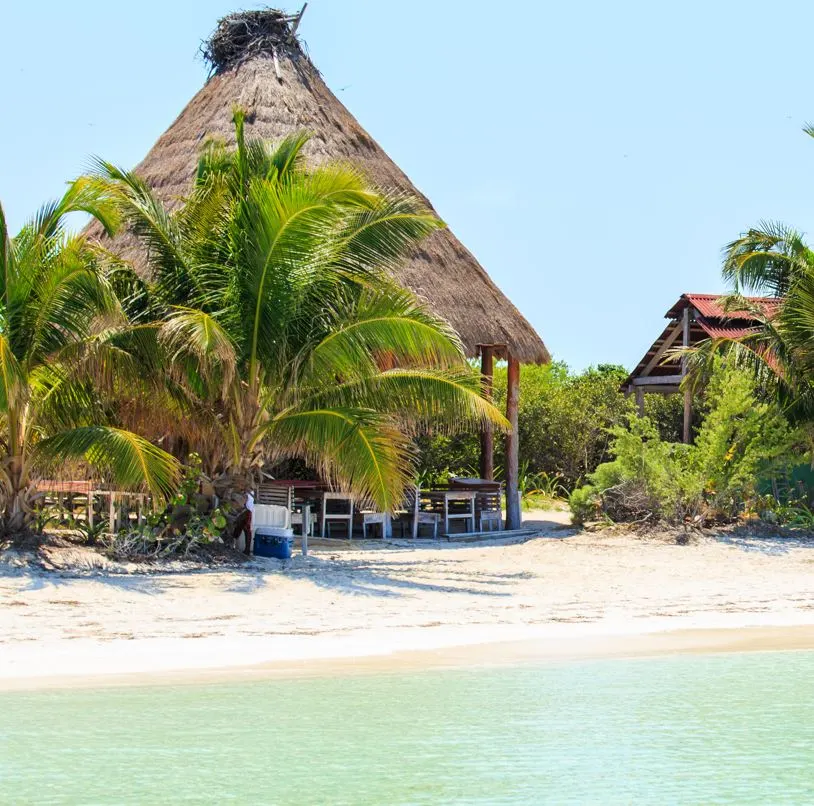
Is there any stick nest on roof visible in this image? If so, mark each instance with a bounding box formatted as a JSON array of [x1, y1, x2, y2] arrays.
[[202, 9, 302, 75]]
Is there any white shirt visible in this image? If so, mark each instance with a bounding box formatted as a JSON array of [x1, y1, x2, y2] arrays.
[[246, 492, 255, 513]]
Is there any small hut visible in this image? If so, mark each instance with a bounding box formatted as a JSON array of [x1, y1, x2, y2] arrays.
[[622, 293, 780, 442], [85, 8, 548, 527]]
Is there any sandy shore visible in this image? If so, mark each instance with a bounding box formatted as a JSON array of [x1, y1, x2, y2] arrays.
[[3, 510, 814, 689]]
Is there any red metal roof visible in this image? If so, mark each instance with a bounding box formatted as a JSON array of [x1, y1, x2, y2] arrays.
[[694, 316, 760, 341], [623, 292, 782, 389], [665, 293, 781, 320]]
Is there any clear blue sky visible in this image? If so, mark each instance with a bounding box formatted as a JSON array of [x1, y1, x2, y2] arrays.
[[3, 0, 814, 371]]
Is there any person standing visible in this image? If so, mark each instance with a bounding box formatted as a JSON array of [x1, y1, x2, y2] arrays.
[[231, 489, 255, 555], [242, 490, 255, 555]]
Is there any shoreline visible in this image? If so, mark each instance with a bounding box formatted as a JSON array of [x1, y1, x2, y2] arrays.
[[3, 620, 814, 692], [5, 513, 814, 692]]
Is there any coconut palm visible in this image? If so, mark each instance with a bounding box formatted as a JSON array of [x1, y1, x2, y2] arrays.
[[92, 109, 507, 510], [682, 126, 814, 422], [0, 185, 179, 534], [685, 219, 814, 422]]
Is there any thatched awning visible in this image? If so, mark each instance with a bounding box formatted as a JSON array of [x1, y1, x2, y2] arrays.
[[84, 9, 548, 364]]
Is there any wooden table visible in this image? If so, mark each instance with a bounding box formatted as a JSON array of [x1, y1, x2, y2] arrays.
[[419, 490, 476, 536]]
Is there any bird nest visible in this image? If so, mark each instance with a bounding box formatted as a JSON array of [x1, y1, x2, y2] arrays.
[[201, 8, 303, 75]]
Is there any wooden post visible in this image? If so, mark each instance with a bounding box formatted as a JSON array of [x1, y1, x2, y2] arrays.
[[635, 387, 645, 416], [479, 346, 495, 480], [287, 3, 308, 43], [505, 353, 521, 530], [682, 306, 692, 444], [108, 493, 116, 534], [302, 511, 309, 557]]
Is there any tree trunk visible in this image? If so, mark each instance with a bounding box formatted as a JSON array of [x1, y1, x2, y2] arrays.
[[479, 346, 495, 480], [505, 354, 521, 530], [2, 479, 35, 536], [2, 434, 34, 535]]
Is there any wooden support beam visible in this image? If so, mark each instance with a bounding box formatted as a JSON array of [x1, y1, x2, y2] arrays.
[[108, 493, 116, 534], [635, 387, 645, 416], [682, 306, 692, 444], [479, 346, 495, 481], [632, 374, 684, 386], [287, 3, 308, 42], [640, 321, 683, 377], [272, 47, 282, 81], [505, 353, 521, 530]]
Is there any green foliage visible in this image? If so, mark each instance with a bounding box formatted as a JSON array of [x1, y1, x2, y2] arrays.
[[415, 361, 687, 493], [644, 392, 690, 444], [109, 453, 227, 558], [568, 484, 600, 526], [0, 187, 180, 535], [569, 365, 803, 525], [93, 110, 506, 511], [691, 150, 814, 424], [414, 433, 479, 488], [755, 495, 814, 528], [693, 365, 798, 518], [511, 364, 631, 486], [520, 465, 568, 499]]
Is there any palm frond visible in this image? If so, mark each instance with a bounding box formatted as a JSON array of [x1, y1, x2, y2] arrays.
[[0, 202, 13, 306], [36, 426, 180, 501], [89, 158, 187, 295], [23, 239, 118, 365], [307, 367, 510, 433], [0, 333, 27, 415], [301, 286, 464, 382], [722, 221, 811, 296], [29, 177, 120, 240], [332, 192, 443, 278], [265, 130, 312, 178], [159, 307, 237, 390], [262, 407, 413, 511]]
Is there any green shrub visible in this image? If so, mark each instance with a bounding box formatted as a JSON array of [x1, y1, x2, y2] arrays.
[[568, 484, 600, 525], [692, 365, 798, 519], [569, 364, 804, 526], [416, 362, 678, 492]]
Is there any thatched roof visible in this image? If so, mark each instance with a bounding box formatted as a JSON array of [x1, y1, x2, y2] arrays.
[[85, 9, 548, 364]]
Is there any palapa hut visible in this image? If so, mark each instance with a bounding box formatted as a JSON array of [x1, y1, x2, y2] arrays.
[[85, 7, 548, 528], [622, 293, 781, 443]]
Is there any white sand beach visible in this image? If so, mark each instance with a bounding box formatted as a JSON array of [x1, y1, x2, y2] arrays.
[[3, 509, 814, 689]]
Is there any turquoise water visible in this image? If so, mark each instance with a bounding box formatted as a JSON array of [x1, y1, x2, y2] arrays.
[[2, 650, 814, 804]]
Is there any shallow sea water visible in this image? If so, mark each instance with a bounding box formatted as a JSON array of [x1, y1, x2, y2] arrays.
[[2, 649, 814, 805]]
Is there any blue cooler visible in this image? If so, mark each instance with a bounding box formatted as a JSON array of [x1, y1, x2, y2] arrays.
[[253, 527, 293, 559]]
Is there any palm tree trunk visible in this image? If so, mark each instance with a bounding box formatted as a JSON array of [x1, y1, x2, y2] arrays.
[[3, 413, 33, 535]]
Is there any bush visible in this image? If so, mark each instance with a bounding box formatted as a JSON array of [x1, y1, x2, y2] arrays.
[[692, 365, 798, 520], [108, 453, 229, 558], [569, 365, 803, 526], [413, 432, 479, 488], [416, 362, 682, 492], [414, 361, 695, 496], [568, 484, 600, 526]]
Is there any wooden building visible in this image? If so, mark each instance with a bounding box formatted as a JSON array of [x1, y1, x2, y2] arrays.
[[622, 293, 780, 443]]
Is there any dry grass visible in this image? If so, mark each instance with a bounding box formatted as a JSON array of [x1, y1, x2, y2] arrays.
[[83, 10, 547, 363]]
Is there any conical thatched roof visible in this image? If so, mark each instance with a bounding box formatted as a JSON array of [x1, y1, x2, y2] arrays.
[[86, 9, 548, 363]]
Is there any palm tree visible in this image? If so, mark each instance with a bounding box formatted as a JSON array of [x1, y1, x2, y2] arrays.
[[0, 184, 179, 534], [92, 109, 507, 511], [686, 219, 814, 423], [682, 126, 814, 422]]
